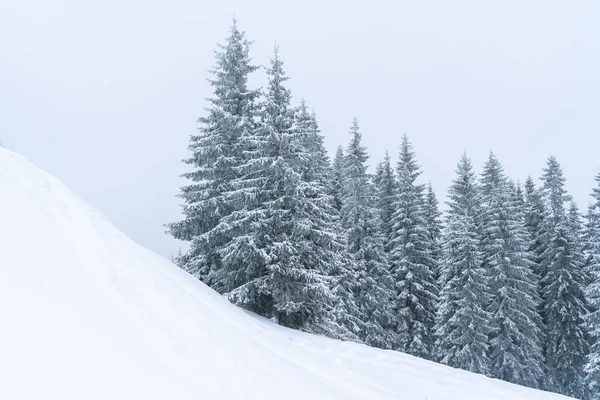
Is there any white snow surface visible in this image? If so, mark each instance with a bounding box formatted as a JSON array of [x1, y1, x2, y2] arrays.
[[0, 147, 572, 400]]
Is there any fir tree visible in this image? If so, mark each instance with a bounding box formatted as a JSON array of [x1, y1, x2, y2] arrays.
[[340, 118, 396, 348], [538, 157, 589, 398], [291, 98, 354, 338], [374, 152, 397, 253], [584, 173, 600, 282], [567, 201, 586, 272], [435, 153, 492, 374], [513, 180, 526, 209], [388, 134, 438, 358], [479, 154, 545, 388], [331, 146, 345, 213], [423, 183, 443, 282], [168, 20, 259, 292], [294, 101, 330, 186], [584, 172, 600, 399], [222, 47, 340, 331], [524, 176, 547, 280]]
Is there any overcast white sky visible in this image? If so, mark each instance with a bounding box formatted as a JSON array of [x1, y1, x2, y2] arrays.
[[1, 0, 599, 258]]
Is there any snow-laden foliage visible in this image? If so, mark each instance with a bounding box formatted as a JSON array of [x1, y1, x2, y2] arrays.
[[222, 47, 342, 332], [374, 152, 397, 254], [167, 21, 600, 398], [538, 157, 589, 398], [584, 172, 600, 400], [387, 135, 438, 359], [423, 183, 443, 281], [340, 119, 396, 349], [524, 176, 547, 282], [168, 20, 260, 292], [330, 146, 345, 214], [436, 155, 491, 374], [435, 154, 492, 374], [479, 154, 545, 388]]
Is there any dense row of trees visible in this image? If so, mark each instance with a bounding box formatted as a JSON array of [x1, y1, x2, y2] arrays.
[[168, 21, 600, 399]]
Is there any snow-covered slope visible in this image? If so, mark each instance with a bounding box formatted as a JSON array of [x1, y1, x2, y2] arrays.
[[0, 148, 571, 400]]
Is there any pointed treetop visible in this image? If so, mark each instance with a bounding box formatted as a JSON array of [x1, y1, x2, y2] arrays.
[[524, 175, 537, 195], [568, 201, 582, 224], [383, 150, 392, 167], [347, 118, 366, 159], [398, 134, 419, 168], [374, 151, 395, 186], [266, 45, 291, 111], [592, 171, 600, 204], [542, 156, 567, 191], [541, 156, 570, 221], [480, 152, 506, 196], [426, 182, 438, 204], [210, 19, 258, 103], [335, 145, 344, 161], [514, 180, 525, 203], [350, 117, 360, 136], [427, 181, 434, 194], [457, 152, 475, 178], [447, 152, 479, 211]]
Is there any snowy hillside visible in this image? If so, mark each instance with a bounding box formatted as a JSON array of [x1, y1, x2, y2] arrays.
[[0, 147, 572, 400]]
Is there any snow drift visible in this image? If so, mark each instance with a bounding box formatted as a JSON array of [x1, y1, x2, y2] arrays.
[[0, 147, 571, 400]]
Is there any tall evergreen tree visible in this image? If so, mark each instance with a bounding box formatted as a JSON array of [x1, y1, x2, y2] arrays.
[[567, 201, 586, 270], [423, 183, 443, 285], [318, 141, 361, 341], [479, 154, 545, 388], [168, 20, 259, 292], [538, 157, 589, 398], [292, 99, 358, 339], [584, 173, 600, 280], [584, 172, 600, 399], [435, 153, 492, 374], [294, 101, 330, 186], [222, 47, 345, 332], [374, 152, 397, 253], [388, 134, 438, 359], [340, 119, 396, 348], [524, 176, 547, 281], [331, 146, 345, 213], [513, 180, 526, 209]]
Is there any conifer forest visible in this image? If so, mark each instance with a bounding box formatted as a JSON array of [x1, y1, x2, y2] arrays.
[[168, 21, 600, 399]]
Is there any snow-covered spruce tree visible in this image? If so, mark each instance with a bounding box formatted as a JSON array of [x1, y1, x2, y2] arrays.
[[478, 153, 545, 388], [167, 20, 259, 292], [294, 101, 330, 185], [584, 173, 600, 281], [221, 47, 340, 332], [435, 153, 492, 375], [538, 156, 589, 398], [290, 98, 357, 340], [513, 180, 526, 209], [584, 172, 600, 399], [423, 183, 443, 282], [331, 145, 345, 213], [374, 152, 397, 253], [340, 118, 396, 348], [388, 134, 438, 359], [524, 176, 547, 281], [423, 183, 442, 248], [294, 124, 361, 340], [567, 202, 588, 296]]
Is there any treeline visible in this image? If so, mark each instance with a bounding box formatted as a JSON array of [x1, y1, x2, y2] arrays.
[[168, 21, 600, 399]]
